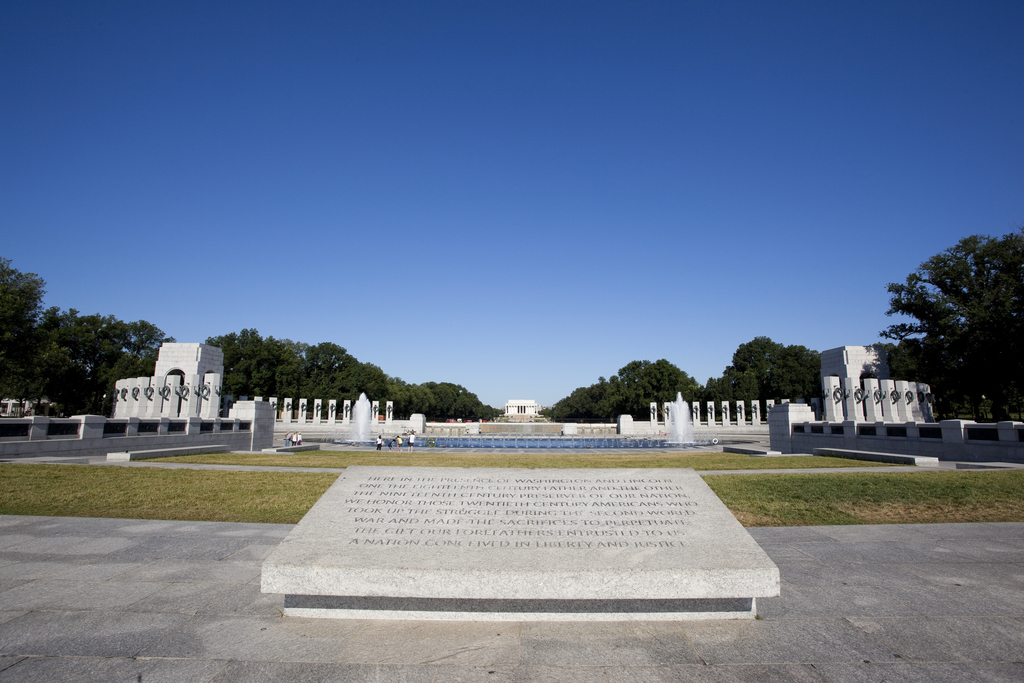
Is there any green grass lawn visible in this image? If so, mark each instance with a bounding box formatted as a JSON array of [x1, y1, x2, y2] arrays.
[[706, 469, 1024, 526], [154, 449, 896, 471], [2, 462, 1020, 527], [0, 464, 336, 524]]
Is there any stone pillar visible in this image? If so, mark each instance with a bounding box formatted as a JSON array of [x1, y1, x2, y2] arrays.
[[692, 402, 700, 426], [736, 400, 745, 425], [919, 384, 935, 422], [282, 399, 293, 424], [721, 401, 730, 426], [649, 403, 658, 425], [371, 401, 379, 426], [298, 399, 308, 425], [76, 415, 107, 441], [809, 398, 820, 420], [750, 401, 761, 424], [141, 379, 159, 418], [662, 403, 671, 427], [878, 380, 898, 423], [617, 415, 633, 435], [894, 381, 911, 422], [706, 402, 715, 425], [862, 379, 882, 422], [822, 376, 843, 422], [765, 399, 775, 418], [328, 399, 337, 426], [313, 399, 323, 425], [185, 374, 204, 418], [840, 377, 859, 422], [386, 401, 394, 425], [199, 373, 220, 419], [768, 402, 815, 454], [343, 400, 351, 425], [908, 383, 925, 422]]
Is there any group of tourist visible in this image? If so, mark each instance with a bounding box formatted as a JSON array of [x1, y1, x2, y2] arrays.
[[283, 431, 303, 447], [375, 432, 416, 452]]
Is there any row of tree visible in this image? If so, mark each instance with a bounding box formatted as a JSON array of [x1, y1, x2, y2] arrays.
[[0, 258, 173, 416], [5, 227, 1021, 422], [545, 339, 821, 421], [0, 259, 498, 421], [882, 229, 1024, 421], [548, 227, 1024, 423], [207, 330, 499, 421]]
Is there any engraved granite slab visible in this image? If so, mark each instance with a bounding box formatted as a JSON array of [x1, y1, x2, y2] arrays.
[[262, 467, 779, 620]]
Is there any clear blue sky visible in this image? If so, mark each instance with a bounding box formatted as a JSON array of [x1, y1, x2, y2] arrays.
[[2, 1, 1022, 407]]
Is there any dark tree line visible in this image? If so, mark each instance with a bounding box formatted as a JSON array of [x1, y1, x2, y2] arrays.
[[207, 330, 500, 421], [547, 340, 821, 421], [883, 228, 1024, 421], [0, 258, 498, 421], [0, 257, 173, 416]]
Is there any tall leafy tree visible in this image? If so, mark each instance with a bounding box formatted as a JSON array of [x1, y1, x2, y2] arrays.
[[883, 229, 1024, 420], [0, 258, 46, 402]]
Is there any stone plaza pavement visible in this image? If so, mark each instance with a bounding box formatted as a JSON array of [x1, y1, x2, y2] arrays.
[[0, 515, 1021, 682]]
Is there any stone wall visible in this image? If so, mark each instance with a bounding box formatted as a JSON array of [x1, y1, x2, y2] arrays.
[[768, 402, 1024, 462], [0, 401, 273, 459]]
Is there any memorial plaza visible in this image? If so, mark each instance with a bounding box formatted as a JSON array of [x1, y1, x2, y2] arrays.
[[0, 448, 1021, 682]]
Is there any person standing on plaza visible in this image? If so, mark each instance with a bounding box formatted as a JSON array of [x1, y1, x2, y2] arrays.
[[407, 433, 415, 452], [285, 431, 293, 447], [396, 435, 403, 451], [376, 434, 383, 451]]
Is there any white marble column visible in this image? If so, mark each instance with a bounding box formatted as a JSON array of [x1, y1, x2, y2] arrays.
[[823, 376, 843, 422], [862, 379, 882, 422]]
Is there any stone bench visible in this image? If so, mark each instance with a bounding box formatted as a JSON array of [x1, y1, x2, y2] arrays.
[[723, 446, 785, 457], [262, 445, 322, 453], [813, 447, 939, 467], [106, 445, 229, 461]]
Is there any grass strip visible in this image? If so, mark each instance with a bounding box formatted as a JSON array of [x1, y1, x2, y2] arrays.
[[0, 464, 336, 524], [154, 450, 895, 470], [4, 464, 1019, 528], [705, 469, 1024, 527]]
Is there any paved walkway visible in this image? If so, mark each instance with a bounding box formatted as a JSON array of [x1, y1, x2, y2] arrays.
[[0, 515, 1021, 681]]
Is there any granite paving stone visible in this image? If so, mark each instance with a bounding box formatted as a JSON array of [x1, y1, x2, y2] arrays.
[[434, 665, 608, 682], [99, 535, 257, 562], [788, 540, 972, 566], [520, 621, 702, 667], [873, 583, 1024, 617], [0, 657, 24, 675], [755, 583, 923, 619], [127, 580, 284, 616], [0, 514, 1022, 679], [47, 560, 146, 581], [29, 580, 168, 611], [813, 660, 1024, 683], [0, 655, 226, 682], [0, 610, 190, 657], [139, 614, 362, 662], [847, 616, 1024, 662], [126, 558, 262, 583], [1, 534, 134, 556], [0, 560, 90, 581], [209, 661, 437, 682], [893, 561, 1024, 587], [338, 620, 520, 667], [681, 618, 901, 665], [602, 663, 828, 682], [768, 561, 935, 589]]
